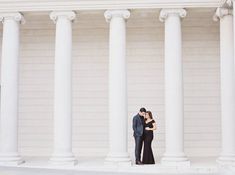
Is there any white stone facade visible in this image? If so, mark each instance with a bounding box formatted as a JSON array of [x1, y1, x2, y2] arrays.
[[0, 0, 234, 171]]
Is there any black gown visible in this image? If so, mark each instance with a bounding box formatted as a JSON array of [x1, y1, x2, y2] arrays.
[[142, 120, 155, 164]]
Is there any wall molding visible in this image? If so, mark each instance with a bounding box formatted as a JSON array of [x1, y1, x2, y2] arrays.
[[0, 0, 223, 13]]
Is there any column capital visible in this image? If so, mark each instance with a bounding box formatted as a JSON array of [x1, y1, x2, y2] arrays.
[[104, 9, 130, 22], [159, 8, 187, 22], [226, 0, 233, 7], [213, 7, 233, 21], [50, 11, 76, 23], [0, 12, 25, 24]]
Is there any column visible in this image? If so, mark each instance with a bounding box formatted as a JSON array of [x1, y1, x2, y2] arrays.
[[0, 13, 24, 165], [104, 10, 131, 165], [49, 11, 77, 165], [214, 7, 235, 165], [159, 9, 190, 166], [233, 1, 235, 70]]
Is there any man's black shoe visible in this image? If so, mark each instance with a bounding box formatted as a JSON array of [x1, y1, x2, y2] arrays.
[[136, 161, 144, 165]]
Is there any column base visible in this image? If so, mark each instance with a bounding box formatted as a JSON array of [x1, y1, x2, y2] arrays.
[[105, 153, 132, 166], [49, 154, 78, 166], [161, 154, 190, 167], [216, 155, 235, 166], [0, 153, 24, 166]]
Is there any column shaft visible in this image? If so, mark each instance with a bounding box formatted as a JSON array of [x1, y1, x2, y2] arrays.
[[160, 9, 189, 166], [50, 11, 77, 165], [215, 7, 235, 164], [0, 13, 24, 165], [104, 10, 131, 164]]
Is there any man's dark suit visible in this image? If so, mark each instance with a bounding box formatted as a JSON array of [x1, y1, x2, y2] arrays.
[[132, 114, 145, 162]]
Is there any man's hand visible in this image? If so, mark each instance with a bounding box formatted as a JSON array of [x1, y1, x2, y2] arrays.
[[145, 127, 150, 130]]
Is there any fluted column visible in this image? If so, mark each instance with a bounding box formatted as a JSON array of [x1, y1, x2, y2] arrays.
[[104, 10, 131, 165], [0, 13, 24, 165], [49, 11, 77, 165], [214, 7, 235, 165], [159, 9, 190, 166]]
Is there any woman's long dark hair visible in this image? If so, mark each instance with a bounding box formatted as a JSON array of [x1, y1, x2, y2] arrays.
[[146, 111, 153, 119]]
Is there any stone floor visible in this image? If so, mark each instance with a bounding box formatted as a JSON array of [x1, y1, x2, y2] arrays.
[[0, 157, 234, 175]]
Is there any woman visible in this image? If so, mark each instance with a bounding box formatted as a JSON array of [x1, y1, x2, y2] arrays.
[[142, 111, 156, 164]]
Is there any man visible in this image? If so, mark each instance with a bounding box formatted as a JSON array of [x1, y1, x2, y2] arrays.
[[132, 107, 146, 165]]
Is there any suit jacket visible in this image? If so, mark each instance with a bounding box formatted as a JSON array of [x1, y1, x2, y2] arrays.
[[132, 114, 145, 137]]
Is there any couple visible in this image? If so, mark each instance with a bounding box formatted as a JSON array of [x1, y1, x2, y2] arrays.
[[132, 107, 156, 165]]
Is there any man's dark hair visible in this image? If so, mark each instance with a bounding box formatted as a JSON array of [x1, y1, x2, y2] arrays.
[[139, 107, 146, 113]]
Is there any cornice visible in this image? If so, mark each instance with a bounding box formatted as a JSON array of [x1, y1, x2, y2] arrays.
[[0, 0, 222, 13]]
